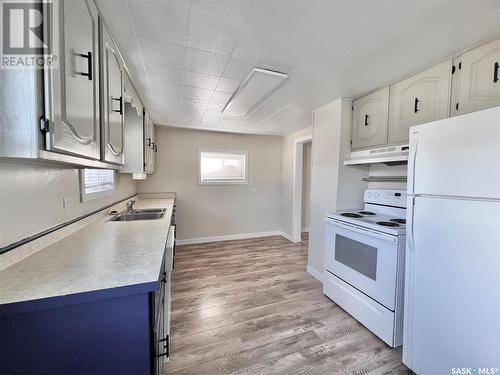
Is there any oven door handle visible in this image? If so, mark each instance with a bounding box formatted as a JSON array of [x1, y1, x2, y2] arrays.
[[325, 217, 397, 242]]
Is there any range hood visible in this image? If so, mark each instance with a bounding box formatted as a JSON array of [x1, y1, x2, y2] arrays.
[[344, 144, 409, 166]]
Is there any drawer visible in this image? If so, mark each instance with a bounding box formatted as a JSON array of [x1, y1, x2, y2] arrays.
[[323, 271, 397, 347]]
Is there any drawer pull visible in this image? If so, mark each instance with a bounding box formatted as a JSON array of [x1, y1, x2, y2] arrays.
[[364, 114, 369, 126], [494, 62, 499, 83]]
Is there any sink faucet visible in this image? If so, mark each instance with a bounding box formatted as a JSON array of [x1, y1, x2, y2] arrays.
[[126, 200, 136, 212]]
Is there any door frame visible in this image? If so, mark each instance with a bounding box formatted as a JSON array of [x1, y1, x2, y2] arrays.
[[291, 135, 313, 242]]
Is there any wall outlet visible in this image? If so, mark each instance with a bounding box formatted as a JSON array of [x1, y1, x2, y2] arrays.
[[63, 196, 74, 209]]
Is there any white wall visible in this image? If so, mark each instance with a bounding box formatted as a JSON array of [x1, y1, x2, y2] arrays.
[[0, 161, 136, 248], [280, 127, 313, 237], [308, 99, 367, 278], [137, 127, 283, 242], [301, 141, 311, 231]]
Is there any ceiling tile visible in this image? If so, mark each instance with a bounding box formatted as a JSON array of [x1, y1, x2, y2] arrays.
[[96, 0, 134, 35], [215, 77, 241, 93], [182, 71, 220, 91], [244, 0, 320, 43], [182, 86, 214, 101], [210, 90, 232, 104], [262, 85, 304, 111], [321, 0, 378, 21], [201, 111, 223, 125], [112, 31, 142, 61], [206, 100, 226, 113], [128, 0, 191, 45], [181, 97, 208, 114], [184, 48, 230, 76], [221, 58, 254, 81], [138, 37, 186, 68], [145, 64, 183, 85], [190, 0, 253, 27], [231, 30, 297, 73], [147, 81, 182, 102], [188, 18, 242, 56]]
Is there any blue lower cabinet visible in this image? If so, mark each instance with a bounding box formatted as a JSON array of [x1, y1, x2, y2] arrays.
[[0, 284, 162, 375]]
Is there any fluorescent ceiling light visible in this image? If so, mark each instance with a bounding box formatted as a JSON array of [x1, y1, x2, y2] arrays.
[[222, 67, 288, 118]]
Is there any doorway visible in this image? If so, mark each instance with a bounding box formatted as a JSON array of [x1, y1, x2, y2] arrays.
[[291, 135, 313, 242], [301, 141, 312, 233]]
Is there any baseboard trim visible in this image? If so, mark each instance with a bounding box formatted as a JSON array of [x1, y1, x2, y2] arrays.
[[307, 265, 324, 283], [280, 232, 302, 243], [177, 231, 286, 246]]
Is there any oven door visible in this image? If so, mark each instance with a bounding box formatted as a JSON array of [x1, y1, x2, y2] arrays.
[[324, 217, 398, 310]]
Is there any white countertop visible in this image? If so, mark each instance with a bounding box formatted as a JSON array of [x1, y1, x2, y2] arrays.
[[0, 194, 175, 305]]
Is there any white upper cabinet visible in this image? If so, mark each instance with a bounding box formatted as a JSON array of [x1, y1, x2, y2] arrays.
[[144, 112, 156, 174], [101, 22, 124, 165], [151, 123, 157, 172], [45, 0, 100, 160], [451, 38, 500, 116], [388, 60, 452, 144], [352, 87, 390, 150]]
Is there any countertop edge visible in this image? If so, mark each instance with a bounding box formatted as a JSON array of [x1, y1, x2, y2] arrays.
[[0, 281, 160, 315]]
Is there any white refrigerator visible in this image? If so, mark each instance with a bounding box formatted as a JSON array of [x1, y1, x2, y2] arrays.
[[403, 106, 500, 374]]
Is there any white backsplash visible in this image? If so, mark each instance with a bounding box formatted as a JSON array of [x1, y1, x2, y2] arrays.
[[0, 161, 136, 249], [368, 164, 408, 191]]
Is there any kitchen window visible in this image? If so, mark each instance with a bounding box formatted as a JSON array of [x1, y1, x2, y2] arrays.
[[199, 150, 248, 185], [80, 169, 115, 202]]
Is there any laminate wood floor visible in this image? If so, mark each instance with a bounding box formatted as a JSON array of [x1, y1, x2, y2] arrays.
[[165, 234, 411, 375]]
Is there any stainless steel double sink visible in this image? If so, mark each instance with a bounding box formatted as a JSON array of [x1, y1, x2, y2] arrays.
[[107, 208, 166, 222]]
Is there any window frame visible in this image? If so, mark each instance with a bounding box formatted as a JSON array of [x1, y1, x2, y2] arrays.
[[79, 169, 116, 202], [198, 149, 249, 186]]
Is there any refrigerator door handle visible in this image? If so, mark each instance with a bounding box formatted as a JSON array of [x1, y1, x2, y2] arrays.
[[407, 196, 416, 253], [407, 130, 419, 195]]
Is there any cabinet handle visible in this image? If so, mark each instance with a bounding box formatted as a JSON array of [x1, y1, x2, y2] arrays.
[[158, 335, 170, 357], [414, 97, 420, 113], [364, 114, 369, 126], [147, 138, 151, 147], [75, 52, 92, 81], [494, 62, 499, 83], [154, 144, 158, 152], [151, 142, 155, 150], [161, 271, 167, 283], [111, 97, 122, 114]]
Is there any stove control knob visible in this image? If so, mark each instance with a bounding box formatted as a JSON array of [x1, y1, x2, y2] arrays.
[[374, 192, 379, 198], [367, 192, 372, 198]]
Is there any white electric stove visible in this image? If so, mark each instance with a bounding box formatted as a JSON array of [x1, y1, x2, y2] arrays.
[[323, 189, 407, 347]]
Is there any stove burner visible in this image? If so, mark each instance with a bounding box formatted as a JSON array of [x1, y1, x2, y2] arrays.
[[358, 211, 376, 216], [376, 221, 400, 227], [390, 218, 406, 224], [341, 213, 363, 218]]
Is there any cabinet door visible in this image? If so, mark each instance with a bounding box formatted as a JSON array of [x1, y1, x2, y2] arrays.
[[101, 23, 124, 165], [151, 123, 157, 172], [144, 112, 155, 173], [46, 0, 100, 160], [352, 87, 389, 150], [452, 38, 500, 116], [155, 283, 165, 375], [144, 112, 151, 172], [388, 60, 452, 144]]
